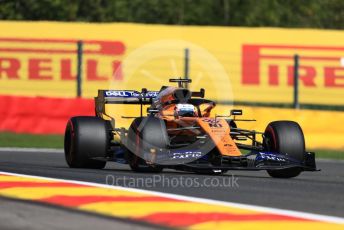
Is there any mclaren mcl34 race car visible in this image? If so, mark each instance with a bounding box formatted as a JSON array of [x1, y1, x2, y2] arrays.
[[64, 78, 317, 178]]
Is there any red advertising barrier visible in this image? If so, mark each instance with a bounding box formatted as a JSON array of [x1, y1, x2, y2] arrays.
[[0, 96, 93, 134], [1, 95, 343, 149]]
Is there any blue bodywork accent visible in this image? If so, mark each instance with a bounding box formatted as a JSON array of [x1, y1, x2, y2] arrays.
[[111, 147, 127, 164], [251, 151, 301, 167], [111, 147, 204, 164], [103, 90, 158, 98]]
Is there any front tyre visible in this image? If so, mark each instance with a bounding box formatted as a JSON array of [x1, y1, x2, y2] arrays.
[[64, 116, 110, 169], [126, 117, 165, 173], [264, 120, 305, 178]]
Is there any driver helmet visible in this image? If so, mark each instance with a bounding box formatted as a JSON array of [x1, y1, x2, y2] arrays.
[[175, 103, 197, 117]]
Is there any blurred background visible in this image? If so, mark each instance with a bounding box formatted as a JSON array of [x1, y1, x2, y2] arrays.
[[0, 0, 343, 157]]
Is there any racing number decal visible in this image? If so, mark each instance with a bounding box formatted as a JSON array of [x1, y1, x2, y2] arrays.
[[203, 118, 223, 128]]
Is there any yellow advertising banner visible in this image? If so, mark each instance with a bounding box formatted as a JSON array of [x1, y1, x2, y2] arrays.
[[1, 21, 344, 105]]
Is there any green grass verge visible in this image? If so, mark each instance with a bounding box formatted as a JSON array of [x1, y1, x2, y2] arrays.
[[0, 132, 63, 149], [309, 149, 344, 160], [0, 132, 342, 160]]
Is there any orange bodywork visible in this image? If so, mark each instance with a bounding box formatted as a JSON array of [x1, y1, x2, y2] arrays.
[[197, 118, 241, 157], [155, 87, 242, 157]]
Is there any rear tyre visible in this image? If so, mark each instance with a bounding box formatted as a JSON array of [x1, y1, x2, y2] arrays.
[[126, 117, 165, 173], [264, 121, 305, 178], [64, 116, 110, 169]]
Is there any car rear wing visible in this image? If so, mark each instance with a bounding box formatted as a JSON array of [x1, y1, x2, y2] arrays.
[[96, 90, 159, 105], [95, 86, 205, 120], [95, 89, 159, 118]]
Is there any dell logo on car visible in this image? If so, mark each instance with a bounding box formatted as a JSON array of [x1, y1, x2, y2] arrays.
[[105, 91, 131, 97]]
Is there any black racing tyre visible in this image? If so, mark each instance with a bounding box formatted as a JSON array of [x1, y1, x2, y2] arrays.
[[126, 117, 166, 173], [264, 120, 305, 178], [64, 116, 110, 169]]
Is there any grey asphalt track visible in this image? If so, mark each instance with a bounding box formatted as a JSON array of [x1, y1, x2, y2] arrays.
[[0, 149, 343, 219]]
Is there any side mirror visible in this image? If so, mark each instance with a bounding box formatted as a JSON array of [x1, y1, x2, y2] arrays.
[[230, 109, 242, 116], [191, 88, 205, 98]]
